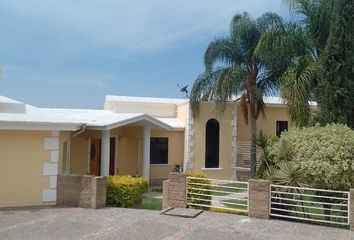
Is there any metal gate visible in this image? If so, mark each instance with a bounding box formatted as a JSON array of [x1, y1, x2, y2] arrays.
[[270, 184, 349, 226], [186, 177, 248, 214]]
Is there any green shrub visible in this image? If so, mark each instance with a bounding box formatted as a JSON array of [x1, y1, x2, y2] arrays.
[[186, 172, 211, 210], [268, 124, 354, 190], [106, 175, 148, 207]]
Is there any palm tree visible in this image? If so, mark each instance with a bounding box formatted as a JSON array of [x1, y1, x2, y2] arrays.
[[190, 12, 308, 177], [258, 0, 335, 126]]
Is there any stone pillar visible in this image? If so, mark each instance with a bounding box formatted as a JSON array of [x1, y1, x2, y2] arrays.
[[162, 172, 187, 208], [57, 174, 106, 209], [91, 176, 107, 209], [350, 189, 354, 230], [162, 179, 170, 209], [100, 130, 110, 176], [143, 125, 151, 181], [248, 179, 270, 219]]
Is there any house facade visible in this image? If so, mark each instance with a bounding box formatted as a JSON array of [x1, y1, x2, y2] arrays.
[[0, 95, 315, 208]]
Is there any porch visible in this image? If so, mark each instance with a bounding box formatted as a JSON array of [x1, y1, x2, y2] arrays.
[[62, 120, 184, 185]]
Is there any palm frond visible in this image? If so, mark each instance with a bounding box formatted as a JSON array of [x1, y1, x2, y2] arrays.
[[257, 12, 284, 32], [213, 66, 247, 101], [204, 37, 242, 71], [229, 12, 260, 60], [255, 21, 312, 73], [280, 57, 321, 126]]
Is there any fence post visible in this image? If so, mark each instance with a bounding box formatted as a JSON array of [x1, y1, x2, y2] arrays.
[[162, 172, 187, 209], [350, 189, 354, 230], [248, 179, 271, 219]]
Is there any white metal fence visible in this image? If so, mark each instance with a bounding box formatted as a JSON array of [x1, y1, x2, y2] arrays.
[[270, 184, 350, 226], [186, 177, 248, 213]]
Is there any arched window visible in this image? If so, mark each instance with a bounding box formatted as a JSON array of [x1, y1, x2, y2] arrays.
[[205, 119, 220, 168]]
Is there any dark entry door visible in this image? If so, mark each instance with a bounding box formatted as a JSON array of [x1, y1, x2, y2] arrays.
[[90, 139, 101, 176], [109, 137, 116, 175]]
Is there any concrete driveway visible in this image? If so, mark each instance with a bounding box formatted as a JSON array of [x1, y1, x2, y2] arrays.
[[0, 207, 351, 240]]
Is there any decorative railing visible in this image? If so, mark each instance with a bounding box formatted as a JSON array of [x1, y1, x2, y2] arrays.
[[186, 177, 249, 213], [270, 184, 350, 226]]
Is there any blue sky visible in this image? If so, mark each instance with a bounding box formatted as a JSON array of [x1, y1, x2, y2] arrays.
[[0, 0, 290, 109]]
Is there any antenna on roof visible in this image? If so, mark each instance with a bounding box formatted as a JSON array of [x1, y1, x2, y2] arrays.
[[177, 84, 189, 98]]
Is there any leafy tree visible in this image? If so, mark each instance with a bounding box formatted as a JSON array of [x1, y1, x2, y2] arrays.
[[282, 0, 354, 127], [190, 12, 307, 176], [317, 0, 354, 127]]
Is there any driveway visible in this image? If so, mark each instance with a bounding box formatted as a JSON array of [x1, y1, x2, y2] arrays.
[[0, 207, 351, 240]]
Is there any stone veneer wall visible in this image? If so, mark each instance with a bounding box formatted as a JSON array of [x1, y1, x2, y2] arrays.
[[162, 172, 187, 209], [57, 174, 106, 209], [248, 179, 270, 219]]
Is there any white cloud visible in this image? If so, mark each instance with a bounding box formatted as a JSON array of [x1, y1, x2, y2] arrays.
[[0, 0, 285, 56]]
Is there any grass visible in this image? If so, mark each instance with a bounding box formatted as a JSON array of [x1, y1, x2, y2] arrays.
[[211, 183, 248, 196], [141, 197, 162, 210], [221, 199, 248, 210]]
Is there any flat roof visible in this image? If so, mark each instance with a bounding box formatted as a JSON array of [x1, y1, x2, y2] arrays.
[[105, 95, 188, 104], [0, 96, 184, 131]]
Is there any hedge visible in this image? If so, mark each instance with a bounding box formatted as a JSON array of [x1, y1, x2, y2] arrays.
[[106, 175, 148, 207]]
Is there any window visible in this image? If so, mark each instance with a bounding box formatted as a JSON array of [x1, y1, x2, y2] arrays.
[[276, 121, 288, 137], [150, 138, 168, 164], [205, 119, 220, 168]]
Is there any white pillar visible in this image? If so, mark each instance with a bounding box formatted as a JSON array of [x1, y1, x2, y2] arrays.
[[143, 126, 151, 180], [101, 130, 110, 176]]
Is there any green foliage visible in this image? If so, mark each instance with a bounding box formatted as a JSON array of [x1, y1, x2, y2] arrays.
[[263, 162, 308, 188], [255, 131, 278, 178], [268, 124, 354, 190], [186, 172, 211, 210], [190, 11, 298, 176], [317, 0, 354, 127], [106, 175, 148, 208]]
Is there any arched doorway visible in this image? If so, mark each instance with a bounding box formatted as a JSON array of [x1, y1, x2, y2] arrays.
[[205, 119, 220, 168]]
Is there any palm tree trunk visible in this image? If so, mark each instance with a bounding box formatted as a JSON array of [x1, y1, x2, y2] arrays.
[[249, 103, 257, 177]]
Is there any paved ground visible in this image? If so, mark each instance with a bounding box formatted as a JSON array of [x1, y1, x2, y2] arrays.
[[0, 207, 352, 240]]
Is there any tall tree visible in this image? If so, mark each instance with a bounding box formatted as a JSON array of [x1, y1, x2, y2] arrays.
[[190, 12, 307, 176], [283, 0, 354, 127], [317, 0, 354, 127]]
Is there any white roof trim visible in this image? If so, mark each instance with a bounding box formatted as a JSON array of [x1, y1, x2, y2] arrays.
[[105, 95, 187, 104], [88, 114, 173, 131], [0, 121, 81, 131]]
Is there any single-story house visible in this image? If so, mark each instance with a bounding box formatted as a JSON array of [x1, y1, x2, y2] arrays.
[[0, 95, 316, 207]]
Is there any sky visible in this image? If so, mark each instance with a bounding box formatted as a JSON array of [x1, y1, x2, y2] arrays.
[[0, 0, 290, 109]]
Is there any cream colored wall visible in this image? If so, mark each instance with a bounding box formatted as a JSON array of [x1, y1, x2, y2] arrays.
[[237, 105, 292, 141], [111, 126, 141, 176], [0, 130, 51, 207], [192, 102, 233, 179], [69, 135, 89, 174], [176, 103, 188, 125], [58, 131, 71, 174], [111, 126, 184, 179], [150, 130, 184, 179]]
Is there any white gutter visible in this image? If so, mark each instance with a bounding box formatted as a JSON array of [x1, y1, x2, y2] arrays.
[[0, 121, 81, 131]]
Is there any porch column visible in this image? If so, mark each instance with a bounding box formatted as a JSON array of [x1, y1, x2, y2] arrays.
[[100, 130, 110, 176], [143, 125, 151, 180]]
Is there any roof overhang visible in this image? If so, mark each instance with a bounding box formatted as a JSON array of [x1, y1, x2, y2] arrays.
[[0, 121, 82, 131], [86, 114, 173, 131]]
